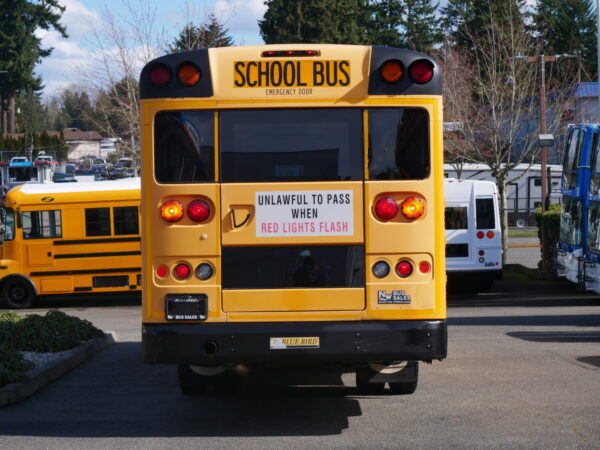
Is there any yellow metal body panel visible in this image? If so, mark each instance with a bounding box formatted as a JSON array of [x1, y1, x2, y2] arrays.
[[140, 44, 446, 325]]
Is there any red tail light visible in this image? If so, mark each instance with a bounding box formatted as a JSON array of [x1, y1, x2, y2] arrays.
[[187, 199, 211, 223], [477, 231, 485, 239], [149, 63, 172, 87], [396, 260, 414, 277], [408, 60, 434, 84], [174, 263, 191, 280], [374, 197, 398, 221], [160, 200, 184, 222], [418, 261, 431, 274], [380, 60, 404, 83]]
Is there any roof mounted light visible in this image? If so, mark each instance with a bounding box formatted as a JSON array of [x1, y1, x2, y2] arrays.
[[261, 50, 320, 57], [149, 63, 172, 87], [380, 60, 404, 83], [408, 59, 434, 84]]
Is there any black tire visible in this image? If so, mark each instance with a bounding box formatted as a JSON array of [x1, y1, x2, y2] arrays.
[[1, 278, 36, 309], [389, 363, 419, 395], [177, 365, 209, 395], [356, 366, 385, 394]]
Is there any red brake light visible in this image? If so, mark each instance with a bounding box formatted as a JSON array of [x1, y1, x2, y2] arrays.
[[479, 250, 485, 256], [187, 199, 211, 223], [400, 197, 425, 220], [477, 231, 485, 239], [149, 63, 172, 87], [374, 197, 398, 221], [160, 199, 184, 222], [408, 59, 434, 84], [174, 263, 191, 280], [418, 261, 431, 274], [178, 62, 201, 86], [487, 231, 495, 239], [396, 260, 414, 278], [380, 60, 404, 83]]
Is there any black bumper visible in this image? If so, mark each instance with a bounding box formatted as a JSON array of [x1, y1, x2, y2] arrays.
[[142, 320, 447, 365]]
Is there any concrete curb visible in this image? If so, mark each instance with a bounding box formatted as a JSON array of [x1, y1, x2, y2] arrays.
[[508, 243, 540, 248], [0, 331, 116, 407]]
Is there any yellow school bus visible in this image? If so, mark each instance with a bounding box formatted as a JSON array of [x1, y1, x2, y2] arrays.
[[0, 179, 141, 308], [140, 44, 446, 394]]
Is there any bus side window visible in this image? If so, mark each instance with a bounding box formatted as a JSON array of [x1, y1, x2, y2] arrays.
[[475, 198, 495, 229], [4, 208, 15, 241], [114, 206, 139, 235], [22, 210, 62, 239], [86, 208, 111, 237]]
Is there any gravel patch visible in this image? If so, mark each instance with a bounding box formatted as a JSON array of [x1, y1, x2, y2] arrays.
[[21, 349, 79, 375]]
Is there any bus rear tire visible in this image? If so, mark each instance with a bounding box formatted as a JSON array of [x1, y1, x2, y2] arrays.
[[177, 364, 209, 395], [1, 278, 36, 309]]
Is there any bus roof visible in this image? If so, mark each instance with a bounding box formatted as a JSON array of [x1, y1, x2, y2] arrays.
[[15, 178, 140, 195], [4, 178, 140, 207]]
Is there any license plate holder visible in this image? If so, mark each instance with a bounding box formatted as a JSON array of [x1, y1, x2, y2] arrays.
[[165, 294, 207, 321]]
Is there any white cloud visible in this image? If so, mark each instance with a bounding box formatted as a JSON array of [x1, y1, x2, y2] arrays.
[[213, 0, 266, 44]]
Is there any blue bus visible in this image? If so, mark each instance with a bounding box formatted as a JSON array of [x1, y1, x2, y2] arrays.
[[556, 124, 597, 292]]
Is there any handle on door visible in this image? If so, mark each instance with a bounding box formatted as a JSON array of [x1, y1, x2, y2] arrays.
[[231, 208, 251, 228]]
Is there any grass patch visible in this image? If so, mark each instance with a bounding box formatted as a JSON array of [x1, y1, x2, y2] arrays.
[[0, 310, 104, 387], [508, 230, 538, 238], [503, 264, 571, 284]]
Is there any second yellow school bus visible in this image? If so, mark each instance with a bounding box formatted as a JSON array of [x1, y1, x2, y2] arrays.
[[0, 179, 141, 308], [140, 44, 446, 394]]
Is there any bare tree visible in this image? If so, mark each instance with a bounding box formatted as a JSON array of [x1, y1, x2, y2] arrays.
[[441, 4, 575, 263]]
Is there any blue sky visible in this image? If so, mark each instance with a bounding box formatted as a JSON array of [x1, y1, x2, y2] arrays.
[[36, 0, 267, 98]]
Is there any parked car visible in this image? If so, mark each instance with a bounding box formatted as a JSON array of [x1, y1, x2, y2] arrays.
[[35, 154, 54, 163]]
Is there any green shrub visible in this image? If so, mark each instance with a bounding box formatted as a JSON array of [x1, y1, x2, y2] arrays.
[[12, 310, 105, 353], [0, 342, 34, 386], [0, 310, 104, 386], [534, 203, 561, 275]]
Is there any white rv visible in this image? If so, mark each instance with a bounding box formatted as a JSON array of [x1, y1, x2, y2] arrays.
[[444, 179, 503, 291]]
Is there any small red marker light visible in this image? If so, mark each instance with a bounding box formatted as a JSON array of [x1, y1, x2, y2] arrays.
[[419, 261, 431, 273], [479, 250, 485, 256], [156, 265, 168, 278], [477, 231, 485, 239]]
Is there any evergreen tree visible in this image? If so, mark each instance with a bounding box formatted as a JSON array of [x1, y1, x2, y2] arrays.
[[0, 0, 67, 132], [534, 0, 596, 81], [170, 13, 234, 51], [16, 89, 48, 133], [259, 0, 370, 44], [402, 0, 441, 53], [59, 89, 96, 131], [367, 0, 405, 47]]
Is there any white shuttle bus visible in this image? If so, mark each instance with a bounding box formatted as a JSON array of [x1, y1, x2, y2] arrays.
[[444, 179, 503, 291]]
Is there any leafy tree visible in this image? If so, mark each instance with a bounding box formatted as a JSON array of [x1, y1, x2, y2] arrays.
[[534, 0, 596, 82], [402, 0, 441, 53], [0, 0, 67, 133], [259, 0, 370, 44], [170, 13, 234, 51]]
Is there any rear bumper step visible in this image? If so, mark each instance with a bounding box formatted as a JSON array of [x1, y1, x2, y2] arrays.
[[142, 320, 447, 365]]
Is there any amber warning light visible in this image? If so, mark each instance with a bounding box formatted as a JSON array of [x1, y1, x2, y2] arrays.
[[161, 200, 184, 222]]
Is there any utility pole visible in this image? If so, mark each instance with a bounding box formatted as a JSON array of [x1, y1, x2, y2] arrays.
[[512, 53, 576, 211]]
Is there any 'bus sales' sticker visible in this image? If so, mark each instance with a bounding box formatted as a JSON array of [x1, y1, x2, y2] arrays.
[[255, 190, 353, 237]]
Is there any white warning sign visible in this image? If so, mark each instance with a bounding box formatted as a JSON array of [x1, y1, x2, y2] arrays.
[[255, 190, 354, 237]]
